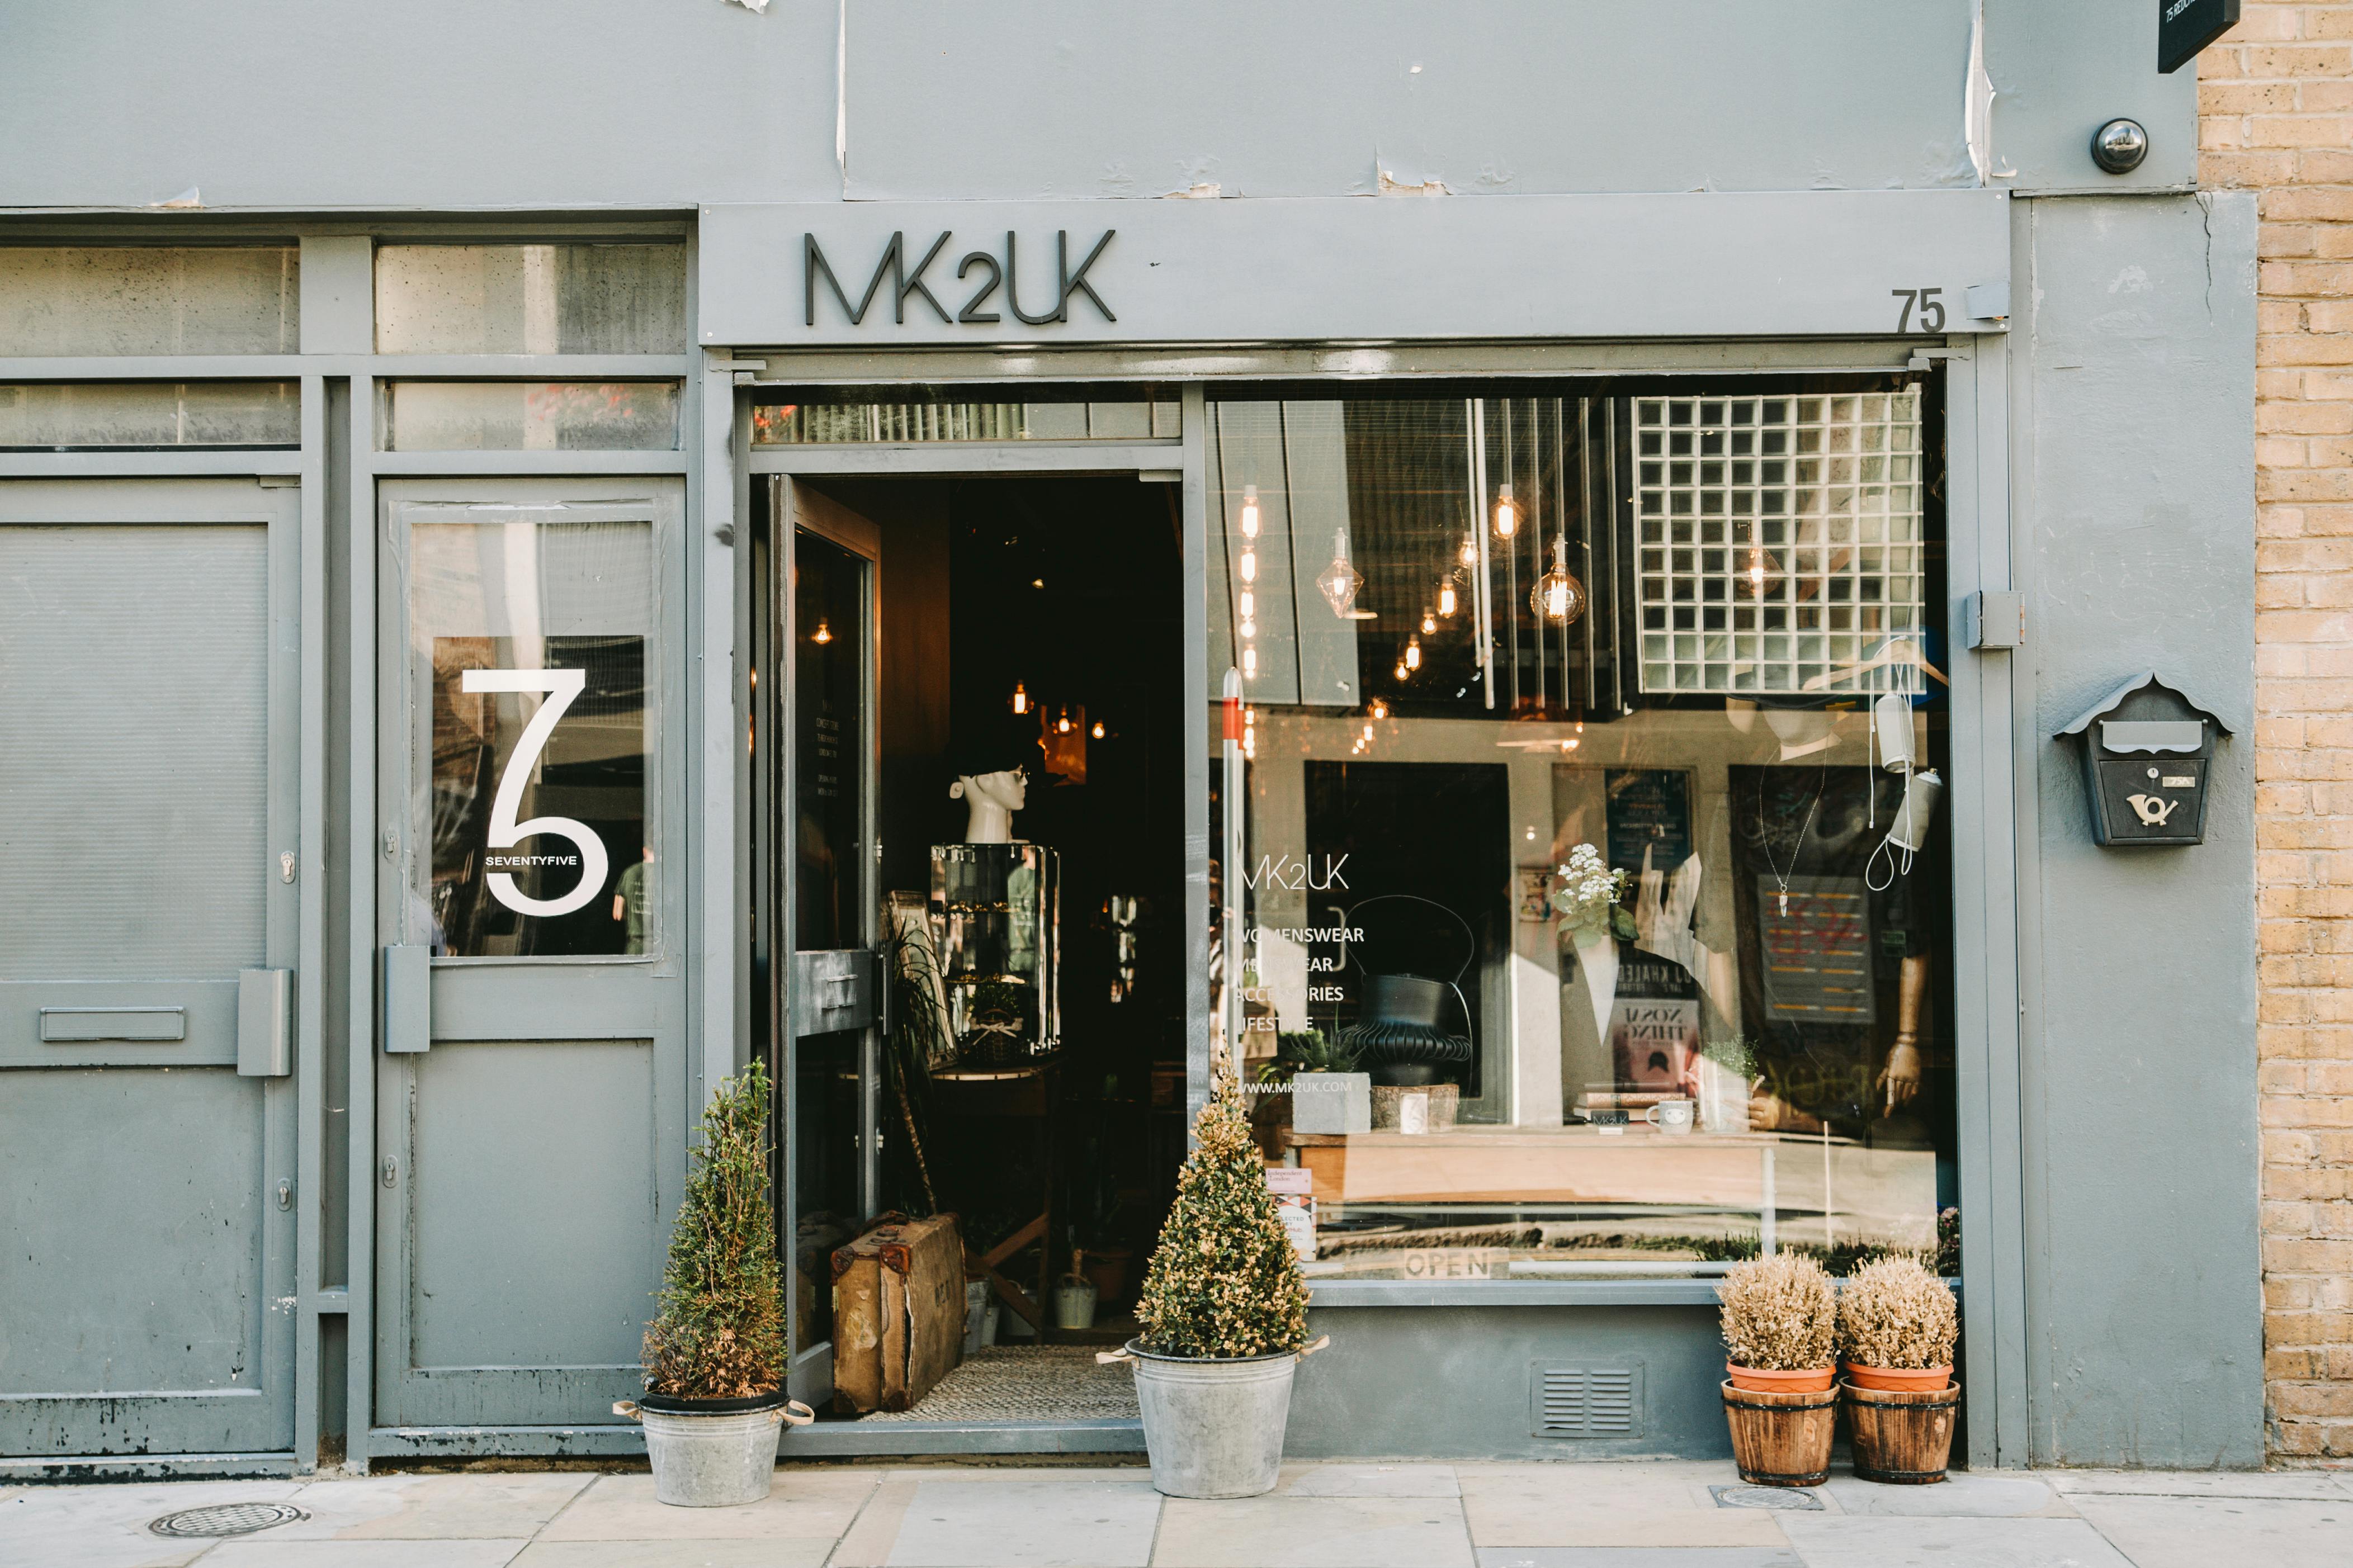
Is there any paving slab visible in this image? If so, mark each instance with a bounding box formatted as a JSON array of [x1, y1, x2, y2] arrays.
[[2065, 1493, 2353, 1568], [2047, 1467, 2353, 1500], [0, 1479, 306, 1568], [880, 1467, 1151, 1486], [199, 1543, 527, 1567], [1461, 1466, 1790, 1548], [1477, 1551, 1802, 1568], [534, 1470, 878, 1542], [1281, 1463, 1462, 1498], [1776, 1515, 2134, 1567], [827, 1478, 920, 1568], [269, 1474, 593, 1539], [1150, 1493, 1474, 1568], [511, 1543, 831, 1567], [1817, 1474, 2069, 1517], [884, 1477, 1163, 1567]]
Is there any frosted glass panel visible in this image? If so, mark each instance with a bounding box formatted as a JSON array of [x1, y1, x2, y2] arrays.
[[375, 245, 686, 354], [383, 381, 681, 451], [0, 382, 299, 448], [0, 248, 299, 356], [0, 524, 268, 979]]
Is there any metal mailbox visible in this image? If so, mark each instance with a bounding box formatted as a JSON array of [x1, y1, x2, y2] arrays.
[[2055, 672, 2232, 847]]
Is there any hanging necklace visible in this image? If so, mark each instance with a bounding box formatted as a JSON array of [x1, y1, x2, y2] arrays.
[[1759, 769, 1826, 918]]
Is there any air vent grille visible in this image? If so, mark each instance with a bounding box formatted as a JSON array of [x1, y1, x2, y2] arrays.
[[1529, 1362, 1643, 1438]]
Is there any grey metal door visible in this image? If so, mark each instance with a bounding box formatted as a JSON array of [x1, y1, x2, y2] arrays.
[[373, 478, 688, 1430], [773, 480, 884, 1410], [0, 477, 301, 1457]]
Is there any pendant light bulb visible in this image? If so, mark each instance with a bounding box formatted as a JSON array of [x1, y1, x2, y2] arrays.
[[1056, 710, 1072, 735], [1393, 660, 1408, 681], [1459, 534, 1478, 567], [1242, 647, 1258, 679], [1315, 528, 1364, 619], [1735, 534, 1784, 599], [1010, 681, 1028, 714], [1238, 548, 1257, 584], [1237, 589, 1255, 619], [1092, 720, 1105, 738], [1405, 634, 1422, 671], [1494, 483, 1518, 539], [1530, 537, 1587, 625], [811, 617, 833, 645], [1438, 579, 1459, 617], [1239, 485, 1261, 540]]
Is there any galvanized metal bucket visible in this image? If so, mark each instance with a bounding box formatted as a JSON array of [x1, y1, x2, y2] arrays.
[[1108, 1336, 1326, 1499], [615, 1392, 815, 1508]]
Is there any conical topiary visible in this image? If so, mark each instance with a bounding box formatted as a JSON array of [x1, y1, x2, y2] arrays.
[[1133, 1070, 1311, 1358], [642, 1061, 787, 1398]]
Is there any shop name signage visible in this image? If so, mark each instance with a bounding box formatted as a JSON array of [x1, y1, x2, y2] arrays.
[[804, 228, 1117, 328]]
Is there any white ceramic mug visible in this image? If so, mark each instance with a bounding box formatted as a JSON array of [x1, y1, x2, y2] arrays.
[[1646, 1098, 1697, 1135]]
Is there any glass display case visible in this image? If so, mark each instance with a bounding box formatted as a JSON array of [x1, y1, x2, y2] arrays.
[[930, 841, 1061, 1062]]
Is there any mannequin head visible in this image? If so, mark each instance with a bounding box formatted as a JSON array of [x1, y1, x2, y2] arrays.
[[950, 767, 1028, 842]]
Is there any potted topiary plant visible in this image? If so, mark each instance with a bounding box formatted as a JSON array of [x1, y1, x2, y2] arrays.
[[1837, 1256, 1960, 1484], [615, 1061, 813, 1507], [1101, 1070, 1323, 1498], [1715, 1252, 1839, 1487]]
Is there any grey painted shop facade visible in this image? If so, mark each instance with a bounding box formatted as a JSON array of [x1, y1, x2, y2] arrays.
[[0, 2, 2258, 1476]]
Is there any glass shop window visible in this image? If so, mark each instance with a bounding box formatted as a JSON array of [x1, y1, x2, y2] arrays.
[[406, 515, 658, 958], [0, 247, 299, 356], [374, 244, 688, 354], [0, 382, 298, 449], [381, 381, 683, 451], [1208, 385, 1958, 1285], [750, 383, 1180, 444]]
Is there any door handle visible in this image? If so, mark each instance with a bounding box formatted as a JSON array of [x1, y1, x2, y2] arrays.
[[238, 968, 293, 1077], [383, 945, 431, 1054]]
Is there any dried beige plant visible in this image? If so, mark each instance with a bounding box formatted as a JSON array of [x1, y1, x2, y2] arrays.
[[1716, 1252, 1836, 1370], [1837, 1256, 1958, 1370]]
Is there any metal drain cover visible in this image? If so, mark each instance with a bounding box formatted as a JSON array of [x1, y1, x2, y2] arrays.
[[149, 1502, 308, 1538], [1711, 1484, 1825, 1511]]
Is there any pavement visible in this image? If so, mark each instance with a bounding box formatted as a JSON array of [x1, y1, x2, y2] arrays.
[[4, 1458, 2351, 1568]]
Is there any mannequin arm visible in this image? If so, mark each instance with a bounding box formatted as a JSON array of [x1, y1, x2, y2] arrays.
[[1877, 953, 1929, 1112]]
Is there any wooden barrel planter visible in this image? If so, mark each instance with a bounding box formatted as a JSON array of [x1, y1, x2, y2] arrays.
[[1721, 1380, 1837, 1487], [1842, 1380, 1958, 1484]]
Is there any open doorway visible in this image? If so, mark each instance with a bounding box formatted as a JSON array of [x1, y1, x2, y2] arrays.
[[754, 473, 1188, 1434]]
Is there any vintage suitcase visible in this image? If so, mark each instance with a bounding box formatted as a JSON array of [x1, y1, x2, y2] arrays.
[[830, 1213, 966, 1413]]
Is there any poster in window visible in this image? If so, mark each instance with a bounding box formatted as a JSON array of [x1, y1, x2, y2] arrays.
[[1605, 768, 1692, 875], [427, 634, 648, 958]]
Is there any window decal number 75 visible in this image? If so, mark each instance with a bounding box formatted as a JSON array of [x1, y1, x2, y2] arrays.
[[1892, 287, 1945, 334], [459, 667, 609, 918]]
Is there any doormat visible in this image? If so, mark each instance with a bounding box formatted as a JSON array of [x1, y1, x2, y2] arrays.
[[150, 1503, 308, 1537], [857, 1344, 1140, 1424]]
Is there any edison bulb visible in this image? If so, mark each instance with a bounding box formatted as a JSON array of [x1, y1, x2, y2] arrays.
[[1459, 534, 1478, 567], [1421, 606, 1437, 634], [1494, 483, 1518, 539], [1530, 541, 1587, 625], [1010, 682, 1029, 714], [1735, 541, 1784, 599], [811, 618, 833, 645], [1393, 660, 1408, 681], [1314, 528, 1363, 618], [1438, 580, 1459, 617], [1237, 589, 1255, 619], [1404, 634, 1422, 671], [1242, 647, 1258, 678], [1238, 548, 1257, 584], [1091, 721, 1105, 738], [1240, 484, 1261, 540], [1240, 617, 1256, 639]]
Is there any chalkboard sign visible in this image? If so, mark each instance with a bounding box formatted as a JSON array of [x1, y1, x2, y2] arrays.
[[1605, 769, 1693, 875]]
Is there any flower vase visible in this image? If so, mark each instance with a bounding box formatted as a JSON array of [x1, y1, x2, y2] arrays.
[[1573, 929, 1619, 1041]]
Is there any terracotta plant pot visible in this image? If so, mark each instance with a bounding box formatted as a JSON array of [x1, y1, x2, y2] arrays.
[[1845, 1362, 1952, 1393], [1725, 1361, 1835, 1394], [1721, 1381, 1837, 1488], [1842, 1378, 1959, 1484]]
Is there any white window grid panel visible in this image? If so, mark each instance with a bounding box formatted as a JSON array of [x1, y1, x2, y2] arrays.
[[1631, 392, 1926, 697]]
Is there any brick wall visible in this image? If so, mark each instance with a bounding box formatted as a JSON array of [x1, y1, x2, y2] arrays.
[[2199, 2, 2353, 1463]]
